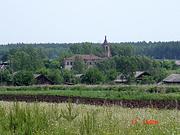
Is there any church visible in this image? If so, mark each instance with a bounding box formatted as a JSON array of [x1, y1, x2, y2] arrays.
[[64, 36, 111, 70]]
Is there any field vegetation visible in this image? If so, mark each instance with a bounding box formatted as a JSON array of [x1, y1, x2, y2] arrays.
[[0, 101, 179, 135], [0, 85, 179, 101]]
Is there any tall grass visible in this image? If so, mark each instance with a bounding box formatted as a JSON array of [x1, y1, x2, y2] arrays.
[[0, 101, 179, 135]]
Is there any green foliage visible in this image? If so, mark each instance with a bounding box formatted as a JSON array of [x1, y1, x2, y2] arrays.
[[137, 76, 155, 84], [0, 85, 180, 101], [58, 50, 73, 67], [1, 41, 179, 85], [73, 56, 86, 74], [69, 43, 102, 56], [0, 102, 179, 135], [0, 69, 12, 85], [13, 71, 33, 86], [8, 47, 45, 71], [105, 69, 118, 81], [61, 100, 78, 122], [160, 60, 176, 70], [111, 44, 134, 56], [96, 58, 116, 72], [47, 69, 63, 84], [80, 111, 97, 135], [62, 69, 75, 83], [150, 68, 168, 83], [82, 68, 104, 84]]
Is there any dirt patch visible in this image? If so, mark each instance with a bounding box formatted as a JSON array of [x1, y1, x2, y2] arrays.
[[0, 94, 179, 109]]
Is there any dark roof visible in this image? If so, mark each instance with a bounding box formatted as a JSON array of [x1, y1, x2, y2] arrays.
[[163, 74, 180, 83], [65, 54, 102, 61], [33, 74, 54, 85]]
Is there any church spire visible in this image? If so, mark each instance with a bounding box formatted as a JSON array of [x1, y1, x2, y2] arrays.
[[102, 36, 111, 58], [103, 35, 108, 45]]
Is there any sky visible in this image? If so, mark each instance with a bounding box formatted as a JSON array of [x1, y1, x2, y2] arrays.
[[0, 0, 180, 44]]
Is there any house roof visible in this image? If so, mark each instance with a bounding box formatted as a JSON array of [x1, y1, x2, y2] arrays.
[[75, 74, 83, 78], [64, 54, 102, 61], [163, 74, 180, 83], [114, 74, 127, 83], [175, 60, 180, 66], [114, 71, 150, 83], [0, 65, 5, 70], [135, 71, 150, 78], [33, 74, 42, 78]]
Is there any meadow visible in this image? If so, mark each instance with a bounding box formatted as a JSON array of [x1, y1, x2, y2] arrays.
[[0, 101, 179, 135]]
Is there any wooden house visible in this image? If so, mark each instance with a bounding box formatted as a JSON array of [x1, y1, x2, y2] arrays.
[[33, 74, 54, 85], [163, 74, 180, 84]]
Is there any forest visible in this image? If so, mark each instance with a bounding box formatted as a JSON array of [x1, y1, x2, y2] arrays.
[[0, 41, 180, 86]]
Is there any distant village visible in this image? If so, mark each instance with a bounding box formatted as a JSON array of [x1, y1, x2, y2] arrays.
[[1, 36, 180, 86]]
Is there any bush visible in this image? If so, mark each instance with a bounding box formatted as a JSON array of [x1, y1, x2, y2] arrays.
[[13, 71, 33, 86], [81, 68, 105, 84]]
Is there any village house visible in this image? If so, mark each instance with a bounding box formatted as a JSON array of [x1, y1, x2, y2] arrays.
[[162, 74, 180, 84], [33, 74, 54, 85], [64, 54, 103, 70], [64, 36, 111, 70], [114, 71, 151, 83]]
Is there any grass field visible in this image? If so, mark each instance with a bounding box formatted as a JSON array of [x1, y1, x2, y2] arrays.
[[0, 101, 179, 135], [0, 85, 180, 101]]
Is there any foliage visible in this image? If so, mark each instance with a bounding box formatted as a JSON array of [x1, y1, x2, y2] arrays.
[[111, 44, 134, 56], [60, 99, 78, 122], [0, 102, 179, 135], [0, 85, 180, 101], [8, 47, 45, 71], [62, 69, 75, 83], [0, 69, 12, 85], [47, 69, 63, 84], [81, 68, 104, 84], [0, 41, 179, 85], [105, 69, 118, 81], [13, 71, 34, 86], [73, 56, 87, 74], [137, 76, 155, 84]]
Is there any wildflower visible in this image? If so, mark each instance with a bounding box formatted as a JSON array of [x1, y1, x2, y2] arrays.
[[144, 119, 159, 125]]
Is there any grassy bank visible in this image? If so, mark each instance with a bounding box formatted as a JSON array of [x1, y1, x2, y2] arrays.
[[0, 85, 179, 101], [0, 102, 179, 135]]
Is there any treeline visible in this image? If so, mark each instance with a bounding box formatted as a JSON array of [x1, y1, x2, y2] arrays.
[[0, 41, 180, 86], [0, 46, 177, 86], [1, 41, 180, 59]]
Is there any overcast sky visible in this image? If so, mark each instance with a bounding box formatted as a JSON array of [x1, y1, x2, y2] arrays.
[[0, 0, 180, 44]]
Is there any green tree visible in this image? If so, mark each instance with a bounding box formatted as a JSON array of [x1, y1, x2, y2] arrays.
[[73, 56, 86, 74], [151, 68, 168, 83], [82, 68, 104, 84], [106, 69, 118, 81], [47, 69, 63, 84], [62, 69, 75, 83], [13, 71, 33, 86], [114, 56, 137, 83], [8, 47, 45, 71], [0, 69, 12, 85]]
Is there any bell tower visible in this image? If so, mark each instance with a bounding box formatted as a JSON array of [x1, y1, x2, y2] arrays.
[[102, 36, 111, 57]]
